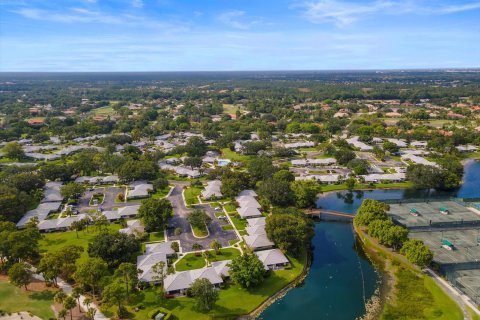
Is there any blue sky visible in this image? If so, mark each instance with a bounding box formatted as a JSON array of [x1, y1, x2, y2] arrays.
[[1, 0, 479, 71]]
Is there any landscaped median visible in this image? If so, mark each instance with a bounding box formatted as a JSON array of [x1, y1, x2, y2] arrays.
[[191, 223, 209, 238], [354, 224, 464, 320]]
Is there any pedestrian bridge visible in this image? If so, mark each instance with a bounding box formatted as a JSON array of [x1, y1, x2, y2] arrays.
[[304, 209, 354, 219]]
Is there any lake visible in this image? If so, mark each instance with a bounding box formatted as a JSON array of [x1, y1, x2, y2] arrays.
[[260, 160, 480, 320]]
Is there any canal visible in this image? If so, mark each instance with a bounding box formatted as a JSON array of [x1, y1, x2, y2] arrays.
[[260, 160, 480, 320]]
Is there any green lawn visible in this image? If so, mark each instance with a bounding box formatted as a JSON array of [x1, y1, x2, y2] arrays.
[[184, 187, 202, 206], [0, 281, 55, 319], [223, 103, 243, 117], [39, 224, 122, 262], [208, 247, 241, 262], [321, 181, 414, 192], [222, 224, 234, 231], [467, 151, 480, 159], [147, 231, 165, 242], [150, 186, 172, 199], [116, 251, 306, 319], [223, 202, 237, 213], [382, 268, 463, 320], [175, 253, 206, 271], [227, 212, 247, 231], [92, 106, 115, 116], [191, 224, 208, 237], [467, 306, 480, 320], [221, 148, 254, 162]]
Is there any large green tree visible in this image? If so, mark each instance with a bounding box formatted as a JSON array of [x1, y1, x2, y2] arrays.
[[189, 278, 219, 311], [88, 232, 140, 268], [258, 178, 294, 206], [400, 239, 433, 268], [102, 281, 127, 318], [229, 252, 265, 288], [60, 183, 85, 200], [3, 142, 24, 159], [354, 199, 390, 227], [8, 262, 32, 290], [247, 156, 277, 182], [187, 209, 211, 229], [290, 180, 321, 208], [138, 198, 173, 232], [265, 213, 314, 256], [74, 257, 109, 297]]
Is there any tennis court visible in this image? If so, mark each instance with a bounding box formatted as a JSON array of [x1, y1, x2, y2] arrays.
[[411, 228, 480, 264], [387, 200, 480, 229], [451, 269, 480, 304]]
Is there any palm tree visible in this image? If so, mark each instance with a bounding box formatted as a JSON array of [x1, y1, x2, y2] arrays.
[[210, 239, 222, 254], [63, 296, 76, 320], [83, 297, 92, 310], [72, 287, 83, 313], [57, 308, 67, 320], [54, 291, 66, 305], [86, 307, 97, 320]]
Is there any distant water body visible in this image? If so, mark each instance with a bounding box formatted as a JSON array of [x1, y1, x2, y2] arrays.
[[260, 160, 480, 320]]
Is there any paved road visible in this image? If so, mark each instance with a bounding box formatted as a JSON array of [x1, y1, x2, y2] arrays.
[[78, 186, 140, 213], [166, 181, 238, 252]]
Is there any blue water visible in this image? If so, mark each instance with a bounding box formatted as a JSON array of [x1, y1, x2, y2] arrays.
[[260, 160, 480, 320]]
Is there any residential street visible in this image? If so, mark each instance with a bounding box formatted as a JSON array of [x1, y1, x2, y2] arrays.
[[166, 181, 238, 252]]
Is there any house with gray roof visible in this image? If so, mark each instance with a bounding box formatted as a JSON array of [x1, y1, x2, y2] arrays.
[[163, 261, 231, 295], [201, 180, 222, 200], [119, 219, 144, 236], [255, 249, 290, 270], [42, 181, 63, 203], [244, 234, 275, 251], [246, 224, 266, 236], [247, 217, 266, 227], [127, 182, 153, 199], [137, 252, 168, 283], [102, 205, 140, 221]]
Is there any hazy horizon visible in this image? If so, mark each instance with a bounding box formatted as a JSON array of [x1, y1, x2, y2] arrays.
[[1, 0, 480, 72]]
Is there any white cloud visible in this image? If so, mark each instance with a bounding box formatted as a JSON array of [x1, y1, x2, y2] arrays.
[[440, 2, 480, 13], [217, 10, 263, 30], [299, 0, 480, 26], [132, 0, 144, 8]]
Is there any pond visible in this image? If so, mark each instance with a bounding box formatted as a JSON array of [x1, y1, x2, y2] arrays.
[[260, 160, 480, 320]]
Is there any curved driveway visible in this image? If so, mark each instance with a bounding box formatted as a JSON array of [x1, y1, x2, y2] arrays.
[[166, 181, 238, 252]]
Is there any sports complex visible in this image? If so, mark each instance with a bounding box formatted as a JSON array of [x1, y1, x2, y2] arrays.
[[385, 198, 480, 305]]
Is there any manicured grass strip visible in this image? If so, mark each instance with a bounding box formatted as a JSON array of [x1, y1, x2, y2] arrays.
[[221, 224, 234, 231], [208, 247, 241, 262], [191, 224, 208, 237], [175, 253, 206, 271], [223, 202, 237, 212], [92, 106, 115, 116], [228, 212, 247, 231], [321, 181, 414, 192], [0, 281, 55, 319], [147, 231, 165, 242], [184, 187, 202, 206], [151, 186, 172, 199]]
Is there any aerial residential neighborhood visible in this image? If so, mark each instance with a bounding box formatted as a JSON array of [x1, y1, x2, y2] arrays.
[[1, 0, 480, 319]]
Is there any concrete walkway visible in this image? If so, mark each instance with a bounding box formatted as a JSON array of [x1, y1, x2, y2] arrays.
[[32, 273, 109, 320], [425, 268, 479, 319]]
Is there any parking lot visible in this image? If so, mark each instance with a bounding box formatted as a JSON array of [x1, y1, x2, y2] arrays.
[[166, 181, 238, 252], [77, 186, 140, 212]]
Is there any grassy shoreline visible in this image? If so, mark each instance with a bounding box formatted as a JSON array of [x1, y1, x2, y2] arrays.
[[354, 224, 464, 320]]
